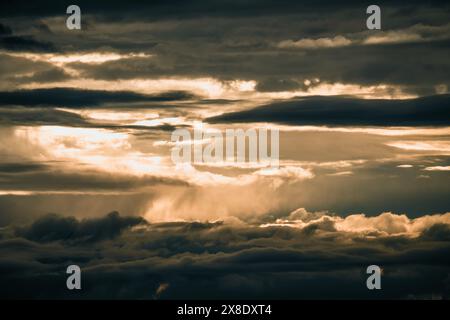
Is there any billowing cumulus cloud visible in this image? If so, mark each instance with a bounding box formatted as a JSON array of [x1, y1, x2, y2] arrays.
[[263, 208, 450, 237], [0, 210, 449, 299]]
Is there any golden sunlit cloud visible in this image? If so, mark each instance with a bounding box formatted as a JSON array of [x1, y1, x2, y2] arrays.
[[20, 75, 415, 100], [363, 31, 422, 45], [4, 51, 152, 77], [277, 35, 352, 49], [387, 141, 450, 152], [424, 166, 450, 171], [261, 208, 450, 238], [6, 51, 152, 64]]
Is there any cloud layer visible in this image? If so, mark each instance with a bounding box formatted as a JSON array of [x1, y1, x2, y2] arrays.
[[208, 95, 450, 126], [0, 210, 449, 299]]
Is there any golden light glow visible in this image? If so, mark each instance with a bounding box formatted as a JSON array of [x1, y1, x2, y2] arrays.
[[6, 51, 151, 64], [20, 76, 416, 100], [261, 209, 450, 238], [387, 141, 450, 152]]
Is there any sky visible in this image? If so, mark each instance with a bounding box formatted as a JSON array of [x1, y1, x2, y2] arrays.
[[0, 0, 449, 299]]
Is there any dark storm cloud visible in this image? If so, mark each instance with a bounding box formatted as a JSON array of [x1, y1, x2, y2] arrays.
[[0, 0, 449, 301], [0, 107, 183, 130], [0, 23, 12, 35], [1, 2, 449, 94], [0, 108, 88, 126], [420, 224, 450, 242], [207, 94, 450, 126], [0, 23, 56, 52], [0, 211, 449, 299], [69, 33, 450, 95], [0, 35, 55, 52], [16, 211, 147, 243], [0, 162, 46, 173], [0, 88, 197, 107], [256, 78, 307, 92], [0, 0, 447, 20], [0, 164, 188, 192], [0, 1, 378, 20]]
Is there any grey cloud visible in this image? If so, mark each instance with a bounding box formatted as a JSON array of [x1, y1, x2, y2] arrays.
[[0, 23, 55, 52], [0, 193, 156, 227], [0, 210, 448, 298], [18, 67, 70, 83], [0, 1, 447, 21], [0, 107, 88, 126], [0, 54, 71, 90], [0, 164, 188, 192], [0, 88, 197, 108], [70, 37, 449, 95], [0, 107, 184, 130], [0, 35, 55, 52], [16, 211, 147, 243], [0, 23, 12, 35], [0, 162, 46, 173], [1, 3, 448, 94], [256, 78, 306, 92], [0, 0, 449, 300], [207, 94, 450, 126], [420, 224, 450, 241]]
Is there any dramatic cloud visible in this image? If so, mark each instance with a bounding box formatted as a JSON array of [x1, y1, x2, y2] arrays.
[[0, 210, 449, 299], [208, 95, 450, 126], [263, 208, 450, 237], [0, 0, 449, 300], [0, 88, 196, 108], [0, 23, 55, 52], [1, 3, 445, 95], [17, 211, 147, 243], [0, 35, 55, 52]]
